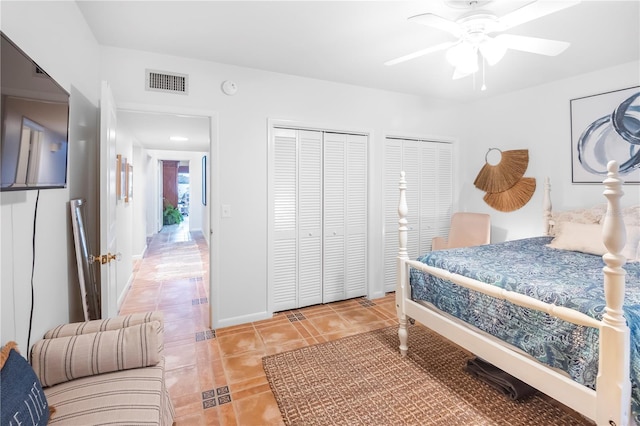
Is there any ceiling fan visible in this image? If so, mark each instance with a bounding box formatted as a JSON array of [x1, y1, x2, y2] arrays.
[[385, 0, 581, 80]]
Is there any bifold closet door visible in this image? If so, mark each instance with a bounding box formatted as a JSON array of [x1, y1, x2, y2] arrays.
[[382, 139, 402, 295], [271, 128, 323, 311], [345, 134, 367, 299], [382, 140, 420, 294], [418, 142, 453, 255], [298, 130, 324, 307], [382, 138, 452, 293], [271, 128, 367, 310], [322, 133, 367, 303]]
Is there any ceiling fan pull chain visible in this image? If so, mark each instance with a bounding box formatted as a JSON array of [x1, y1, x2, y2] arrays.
[[481, 56, 487, 91]]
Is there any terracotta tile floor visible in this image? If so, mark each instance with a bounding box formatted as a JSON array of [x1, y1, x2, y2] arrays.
[[119, 220, 398, 425]]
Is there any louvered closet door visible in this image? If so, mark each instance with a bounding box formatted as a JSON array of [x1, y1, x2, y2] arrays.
[[419, 143, 438, 254], [382, 140, 402, 293], [418, 142, 453, 253], [345, 134, 367, 299], [272, 128, 299, 311], [402, 141, 421, 261], [298, 130, 323, 307], [323, 133, 346, 303], [382, 137, 453, 293], [271, 128, 368, 310], [436, 144, 453, 241]]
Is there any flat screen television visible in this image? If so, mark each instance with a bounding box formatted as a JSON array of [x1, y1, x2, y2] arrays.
[[1, 32, 70, 191]]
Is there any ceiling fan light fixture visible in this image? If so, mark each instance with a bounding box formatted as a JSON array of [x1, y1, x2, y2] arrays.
[[386, 0, 581, 84], [479, 37, 507, 66], [446, 42, 477, 73]]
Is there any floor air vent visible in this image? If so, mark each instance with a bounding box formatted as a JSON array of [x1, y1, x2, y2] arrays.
[[145, 69, 188, 95]]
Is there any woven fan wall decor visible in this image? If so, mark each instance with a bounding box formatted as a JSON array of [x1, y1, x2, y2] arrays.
[[483, 178, 536, 212], [475, 148, 536, 212], [474, 149, 529, 193]]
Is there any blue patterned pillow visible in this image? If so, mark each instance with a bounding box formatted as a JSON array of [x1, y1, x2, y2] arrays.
[[1, 342, 50, 425]]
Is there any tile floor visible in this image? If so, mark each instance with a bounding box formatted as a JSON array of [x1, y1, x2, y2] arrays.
[[119, 220, 398, 425]]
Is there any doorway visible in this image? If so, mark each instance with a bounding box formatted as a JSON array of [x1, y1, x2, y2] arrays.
[[115, 104, 218, 328]]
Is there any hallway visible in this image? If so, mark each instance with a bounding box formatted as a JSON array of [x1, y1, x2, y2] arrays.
[[119, 221, 397, 425]]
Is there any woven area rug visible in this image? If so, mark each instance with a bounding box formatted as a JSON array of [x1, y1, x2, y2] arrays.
[[263, 325, 592, 425]]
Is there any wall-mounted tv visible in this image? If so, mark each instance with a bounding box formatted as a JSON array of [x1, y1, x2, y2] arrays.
[[1, 32, 70, 191]]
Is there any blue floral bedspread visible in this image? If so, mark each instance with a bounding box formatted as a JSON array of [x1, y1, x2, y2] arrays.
[[410, 236, 640, 420]]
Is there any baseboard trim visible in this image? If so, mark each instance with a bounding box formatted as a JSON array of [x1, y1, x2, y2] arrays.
[[117, 275, 134, 310], [369, 290, 385, 300], [215, 311, 272, 329]]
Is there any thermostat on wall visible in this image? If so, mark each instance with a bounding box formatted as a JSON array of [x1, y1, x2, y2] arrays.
[[221, 80, 238, 95]]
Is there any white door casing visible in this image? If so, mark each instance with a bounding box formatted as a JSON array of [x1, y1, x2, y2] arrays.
[[99, 81, 118, 318]]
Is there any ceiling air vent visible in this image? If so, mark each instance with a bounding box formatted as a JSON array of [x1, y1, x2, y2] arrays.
[[145, 69, 188, 95]]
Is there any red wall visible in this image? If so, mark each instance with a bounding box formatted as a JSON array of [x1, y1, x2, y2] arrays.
[[163, 161, 179, 208]]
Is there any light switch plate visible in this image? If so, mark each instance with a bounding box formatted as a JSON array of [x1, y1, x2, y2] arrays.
[[222, 205, 231, 218]]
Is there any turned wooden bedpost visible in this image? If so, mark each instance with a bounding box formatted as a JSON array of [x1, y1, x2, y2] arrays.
[[596, 161, 631, 426], [543, 176, 552, 236], [397, 171, 410, 356]]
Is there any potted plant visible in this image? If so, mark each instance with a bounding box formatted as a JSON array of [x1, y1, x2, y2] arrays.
[[163, 203, 183, 225]]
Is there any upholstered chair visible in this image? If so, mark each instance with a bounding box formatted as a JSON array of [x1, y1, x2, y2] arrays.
[[432, 212, 491, 250]]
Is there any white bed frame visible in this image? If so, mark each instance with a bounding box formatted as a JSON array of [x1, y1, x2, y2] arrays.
[[396, 160, 631, 426]]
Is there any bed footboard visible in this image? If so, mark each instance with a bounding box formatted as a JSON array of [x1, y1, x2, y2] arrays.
[[395, 161, 632, 426]]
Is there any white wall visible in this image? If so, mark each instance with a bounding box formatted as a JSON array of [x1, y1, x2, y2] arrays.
[[67, 86, 100, 325], [1, 1, 101, 352], [132, 144, 148, 259], [456, 61, 640, 242], [100, 46, 460, 327], [114, 126, 135, 304]]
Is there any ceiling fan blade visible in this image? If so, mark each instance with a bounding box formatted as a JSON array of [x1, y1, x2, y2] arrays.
[[497, 1, 581, 31], [452, 67, 474, 80], [408, 13, 463, 38], [496, 34, 571, 56], [384, 41, 456, 66]]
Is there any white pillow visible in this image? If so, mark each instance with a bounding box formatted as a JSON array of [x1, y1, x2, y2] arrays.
[[548, 222, 640, 262], [548, 222, 606, 255]]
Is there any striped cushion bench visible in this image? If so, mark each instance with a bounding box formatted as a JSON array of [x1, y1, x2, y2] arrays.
[[44, 357, 174, 425], [33, 312, 175, 426]]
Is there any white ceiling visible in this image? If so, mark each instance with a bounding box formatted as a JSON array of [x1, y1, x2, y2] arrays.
[[77, 0, 640, 151], [117, 110, 211, 152]]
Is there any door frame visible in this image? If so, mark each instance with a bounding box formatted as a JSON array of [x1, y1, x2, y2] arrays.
[[117, 102, 219, 328]]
